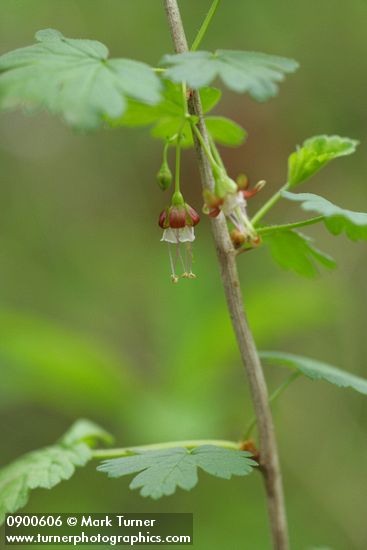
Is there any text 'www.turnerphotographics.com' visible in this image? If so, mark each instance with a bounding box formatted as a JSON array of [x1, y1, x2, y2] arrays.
[[4, 514, 193, 546]]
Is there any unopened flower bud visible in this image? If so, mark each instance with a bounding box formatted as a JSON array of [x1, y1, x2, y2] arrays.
[[157, 162, 173, 191]]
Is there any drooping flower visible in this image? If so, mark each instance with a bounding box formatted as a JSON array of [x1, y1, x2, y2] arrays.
[[221, 189, 255, 237], [203, 173, 265, 248], [159, 191, 200, 283]]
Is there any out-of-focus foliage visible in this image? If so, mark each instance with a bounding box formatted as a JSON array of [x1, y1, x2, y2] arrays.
[[112, 82, 246, 148], [0, 29, 161, 130], [162, 50, 299, 100], [0, 0, 367, 548], [0, 420, 111, 524], [0, 309, 136, 418], [260, 351, 367, 395], [111, 82, 221, 127], [282, 191, 367, 240]]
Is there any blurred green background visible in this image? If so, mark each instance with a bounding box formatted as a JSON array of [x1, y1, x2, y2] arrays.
[[0, 1, 366, 549]]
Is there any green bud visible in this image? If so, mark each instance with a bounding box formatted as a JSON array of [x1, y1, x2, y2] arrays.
[[157, 162, 173, 191]]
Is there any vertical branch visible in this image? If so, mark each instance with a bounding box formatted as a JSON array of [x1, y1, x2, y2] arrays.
[[163, 2, 289, 549]]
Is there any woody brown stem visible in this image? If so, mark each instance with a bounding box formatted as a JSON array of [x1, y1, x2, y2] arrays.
[[163, 1, 289, 549]]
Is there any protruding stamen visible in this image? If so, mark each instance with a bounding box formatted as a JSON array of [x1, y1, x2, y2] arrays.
[[176, 237, 187, 274], [168, 244, 178, 281], [186, 242, 193, 274], [243, 180, 267, 199], [228, 213, 244, 234]]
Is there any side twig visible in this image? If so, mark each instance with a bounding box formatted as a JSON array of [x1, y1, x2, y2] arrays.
[[163, 2, 289, 548]]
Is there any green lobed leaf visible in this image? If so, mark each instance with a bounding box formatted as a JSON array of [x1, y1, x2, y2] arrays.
[[282, 191, 367, 240], [0, 420, 112, 524], [205, 116, 247, 146], [260, 351, 367, 395], [151, 117, 193, 147], [198, 87, 223, 113], [151, 115, 246, 148], [97, 446, 255, 499], [162, 50, 299, 101], [263, 230, 336, 277], [110, 80, 240, 148], [288, 135, 359, 188], [0, 28, 162, 130], [110, 80, 221, 128], [113, 99, 162, 127]]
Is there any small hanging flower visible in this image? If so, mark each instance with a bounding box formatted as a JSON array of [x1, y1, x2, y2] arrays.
[[159, 191, 200, 283], [203, 173, 265, 248]]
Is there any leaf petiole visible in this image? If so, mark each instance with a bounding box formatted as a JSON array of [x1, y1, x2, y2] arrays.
[[209, 135, 225, 169], [163, 140, 170, 164], [92, 439, 240, 460], [175, 136, 182, 193], [251, 184, 290, 226], [170, 83, 192, 192], [190, 120, 221, 171], [244, 371, 301, 440], [256, 216, 324, 236], [191, 0, 222, 52]]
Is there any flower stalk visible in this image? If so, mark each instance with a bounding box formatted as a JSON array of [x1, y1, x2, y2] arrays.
[[175, 137, 182, 193], [251, 182, 291, 226]]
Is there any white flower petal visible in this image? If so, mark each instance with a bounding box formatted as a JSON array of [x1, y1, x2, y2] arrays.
[[161, 228, 179, 243], [222, 192, 247, 216], [178, 226, 195, 242], [161, 226, 196, 243]]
